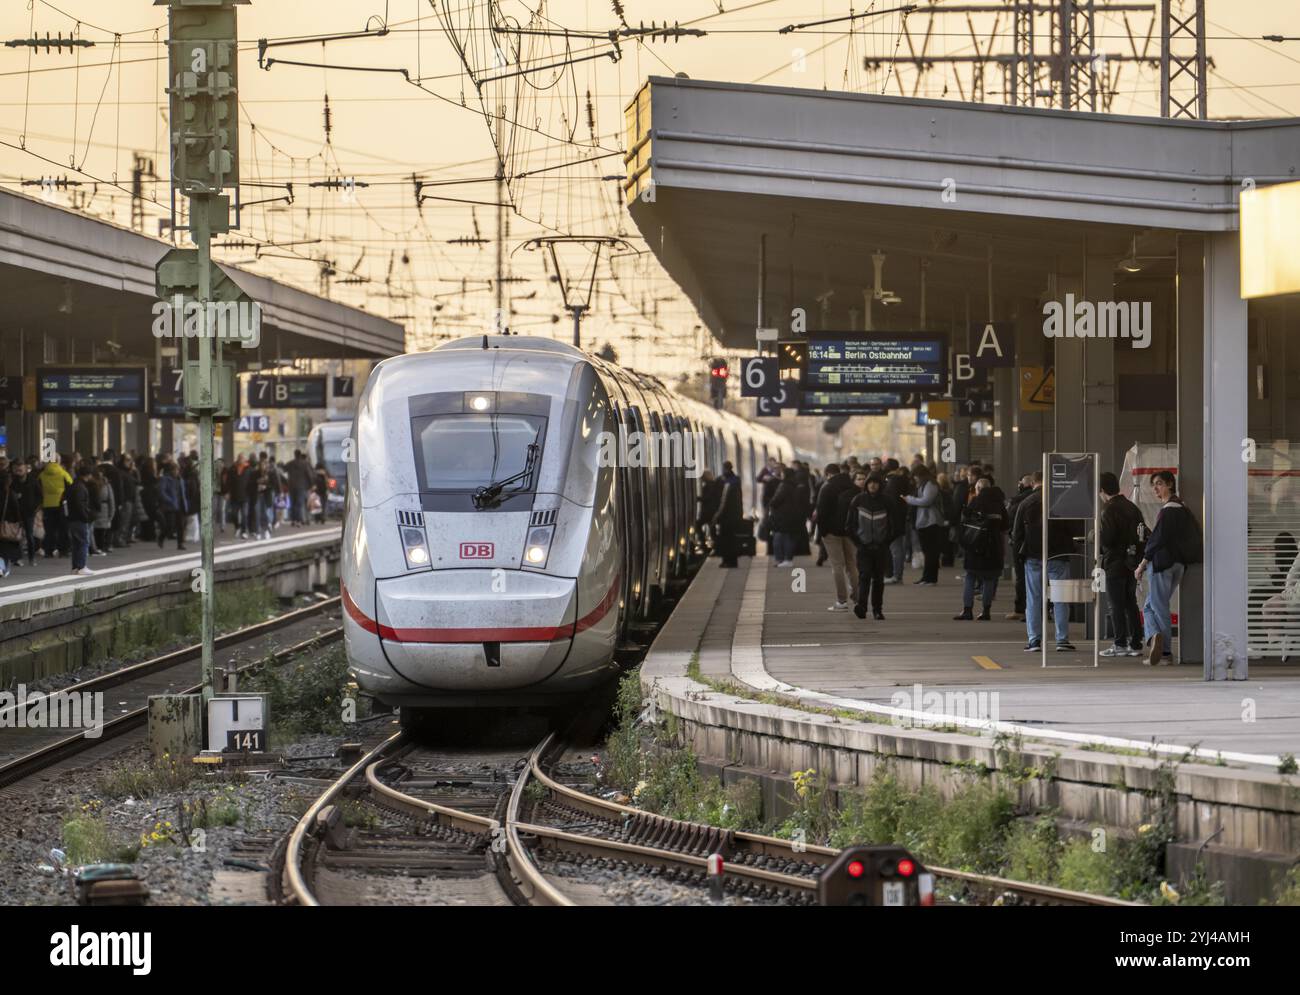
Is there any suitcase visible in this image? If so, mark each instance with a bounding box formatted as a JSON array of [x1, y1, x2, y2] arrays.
[[735, 518, 756, 558]]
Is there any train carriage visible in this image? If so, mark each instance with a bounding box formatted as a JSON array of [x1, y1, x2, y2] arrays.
[[341, 335, 791, 711]]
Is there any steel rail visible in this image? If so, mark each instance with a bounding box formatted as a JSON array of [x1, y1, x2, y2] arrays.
[[283, 732, 404, 906], [0, 596, 342, 726], [0, 619, 343, 789], [525, 739, 1139, 907]]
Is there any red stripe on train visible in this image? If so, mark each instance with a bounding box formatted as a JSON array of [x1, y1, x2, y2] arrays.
[[340, 577, 619, 644]]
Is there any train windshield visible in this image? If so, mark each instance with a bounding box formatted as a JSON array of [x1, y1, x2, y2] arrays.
[[412, 413, 544, 493]]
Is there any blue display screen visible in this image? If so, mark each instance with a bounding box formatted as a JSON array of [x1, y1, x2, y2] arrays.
[[38, 367, 147, 413], [804, 335, 947, 390], [800, 391, 903, 409]]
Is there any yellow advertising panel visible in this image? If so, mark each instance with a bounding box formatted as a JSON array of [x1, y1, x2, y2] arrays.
[[1241, 180, 1300, 299]]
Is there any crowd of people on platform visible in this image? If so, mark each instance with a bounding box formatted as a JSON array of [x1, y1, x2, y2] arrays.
[[0, 448, 332, 578], [695, 454, 1200, 667]]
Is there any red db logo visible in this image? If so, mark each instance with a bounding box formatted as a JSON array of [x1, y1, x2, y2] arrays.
[[459, 542, 494, 559]]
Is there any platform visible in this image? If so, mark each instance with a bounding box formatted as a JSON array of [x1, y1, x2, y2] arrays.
[[0, 524, 342, 683], [642, 555, 1300, 899], [691, 555, 1300, 766], [0, 523, 341, 611]]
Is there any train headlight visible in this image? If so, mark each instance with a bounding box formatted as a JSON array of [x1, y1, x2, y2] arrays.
[[522, 525, 553, 569], [401, 526, 430, 569], [466, 392, 494, 412]]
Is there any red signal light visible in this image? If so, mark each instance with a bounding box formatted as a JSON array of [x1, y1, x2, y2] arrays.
[[898, 858, 915, 877], [711, 365, 729, 378], [846, 859, 865, 879]]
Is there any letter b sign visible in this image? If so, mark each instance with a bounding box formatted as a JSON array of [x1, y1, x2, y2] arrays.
[[740, 357, 780, 398]]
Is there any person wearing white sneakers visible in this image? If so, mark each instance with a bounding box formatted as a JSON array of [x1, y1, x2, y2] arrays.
[[1136, 470, 1200, 666], [1098, 471, 1147, 658]]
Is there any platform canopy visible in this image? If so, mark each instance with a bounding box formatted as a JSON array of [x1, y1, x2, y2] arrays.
[[625, 76, 1300, 348], [0, 187, 404, 361]]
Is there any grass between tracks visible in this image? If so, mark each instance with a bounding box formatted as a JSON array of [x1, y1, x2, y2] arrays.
[[241, 642, 366, 747], [601, 667, 1291, 905]]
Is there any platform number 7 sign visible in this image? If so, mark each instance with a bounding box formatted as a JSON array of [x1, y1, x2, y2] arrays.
[[333, 375, 355, 398]]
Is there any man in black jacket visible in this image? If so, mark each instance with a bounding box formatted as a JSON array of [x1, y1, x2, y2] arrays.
[[1011, 471, 1079, 652], [1098, 472, 1146, 658], [115, 453, 139, 546], [1004, 475, 1034, 620], [882, 460, 911, 583], [847, 471, 898, 620], [66, 464, 95, 575], [712, 461, 743, 568], [816, 463, 858, 610], [11, 459, 41, 565], [1136, 470, 1197, 666]]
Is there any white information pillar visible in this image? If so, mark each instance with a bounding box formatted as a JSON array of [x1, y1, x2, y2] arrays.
[[1202, 231, 1249, 680]]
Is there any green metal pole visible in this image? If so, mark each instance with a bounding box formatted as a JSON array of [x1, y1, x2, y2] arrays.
[[195, 193, 216, 703]]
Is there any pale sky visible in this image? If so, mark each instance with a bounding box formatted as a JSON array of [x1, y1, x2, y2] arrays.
[[0, 0, 1296, 379]]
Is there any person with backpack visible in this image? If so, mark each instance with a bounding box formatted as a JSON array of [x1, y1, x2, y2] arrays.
[[953, 477, 1006, 620], [1136, 469, 1200, 666], [847, 470, 899, 620], [1098, 471, 1148, 658]]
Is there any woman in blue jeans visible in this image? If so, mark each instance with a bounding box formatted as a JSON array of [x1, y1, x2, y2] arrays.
[[1136, 470, 1194, 666]]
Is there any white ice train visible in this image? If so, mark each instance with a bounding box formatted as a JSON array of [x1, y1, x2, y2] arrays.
[[340, 335, 793, 711]]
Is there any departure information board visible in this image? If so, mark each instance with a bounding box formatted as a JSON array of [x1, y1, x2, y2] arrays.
[[37, 367, 147, 413], [804, 334, 947, 391], [797, 391, 901, 415]]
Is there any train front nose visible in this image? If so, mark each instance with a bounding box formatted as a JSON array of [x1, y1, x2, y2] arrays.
[[371, 569, 577, 690]]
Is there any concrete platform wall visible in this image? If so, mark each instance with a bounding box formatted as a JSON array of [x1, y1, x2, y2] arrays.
[[642, 563, 1300, 904], [0, 538, 339, 683]]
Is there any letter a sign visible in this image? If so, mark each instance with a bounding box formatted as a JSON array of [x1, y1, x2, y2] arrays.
[[968, 321, 1016, 368]]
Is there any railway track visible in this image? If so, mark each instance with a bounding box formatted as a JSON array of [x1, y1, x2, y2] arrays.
[[0, 597, 344, 790], [513, 735, 1141, 907], [284, 730, 1139, 906], [282, 733, 531, 906]]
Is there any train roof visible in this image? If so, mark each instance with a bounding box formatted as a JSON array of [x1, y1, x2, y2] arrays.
[[390, 335, 792, 452]]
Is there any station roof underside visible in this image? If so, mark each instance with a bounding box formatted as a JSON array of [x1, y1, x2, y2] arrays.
[[0, 188, 404, 362], [629, 77, 1300, 347]]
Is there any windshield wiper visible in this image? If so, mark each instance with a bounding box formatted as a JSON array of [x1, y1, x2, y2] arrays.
[[472, 442, 539, 510]]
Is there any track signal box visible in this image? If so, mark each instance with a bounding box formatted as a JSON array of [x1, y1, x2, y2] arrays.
[[817, 845, 935, 907]]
